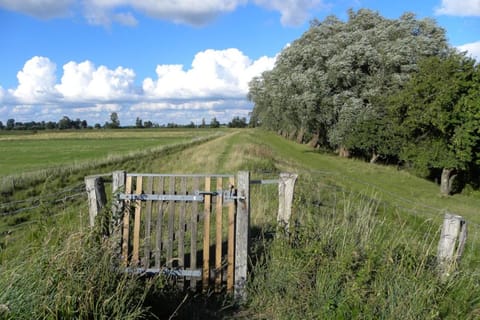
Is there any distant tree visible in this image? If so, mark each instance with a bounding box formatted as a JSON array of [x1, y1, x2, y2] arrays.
[[228, 116, 247, 128], [210, 117, 220, 128], [135, 117, 143, 128], [81, 120, 88, 129], [6, 119, 14, 130], [58, 116, 72, 130], [94, 123, 102, 129], [200, 118, 206, 128], [110, 112, 120, 128], [46, 121, 56, 130], [0, 121, 4, 130], [186, 121, 196, 128], [144, 120, 153, 128]]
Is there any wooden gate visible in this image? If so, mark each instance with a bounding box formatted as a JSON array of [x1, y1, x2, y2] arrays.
[[111, 171, 250, 296]]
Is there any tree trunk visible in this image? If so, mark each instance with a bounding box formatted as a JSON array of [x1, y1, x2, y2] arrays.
[[288, 129, 296, 140], [440, 168, 457, 196], [370, 151, 380, 164], [296, 127, 305, 144], [338, 146, 350, 158], [308, 131, 320, 148]]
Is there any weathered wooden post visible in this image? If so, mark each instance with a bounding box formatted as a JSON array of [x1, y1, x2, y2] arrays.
[[85, 175, 107, 228], [277, 173, 298, 233], [437, 212, 467, 279], [234, 171, 250, 301]]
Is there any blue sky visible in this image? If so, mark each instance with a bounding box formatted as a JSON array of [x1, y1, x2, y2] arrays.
[[0, 0, 479, 126]]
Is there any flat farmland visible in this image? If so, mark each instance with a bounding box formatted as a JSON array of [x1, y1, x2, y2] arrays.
[[0, 129, 215, 176]]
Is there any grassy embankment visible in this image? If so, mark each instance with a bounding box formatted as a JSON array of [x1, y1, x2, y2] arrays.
[[1, 128, 480, 319]]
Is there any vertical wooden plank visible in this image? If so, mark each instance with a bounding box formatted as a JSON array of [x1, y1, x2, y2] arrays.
[[202, 176, 212, 291], [112, 171, 126, 229], [234, 171, 250, 301], [132, 176, 143, 266], [154, 177, 165, 269], [144, 177, 153, 268], [112, 171, 126, 257], [190, 177, 199, 291], [122, 176, 133, 266], [167, 176, 176, 268], [215, 177, 223, 292], [227, 176, 235, 293], [178, 177, 187, 290], [178, 177, 187, 268]]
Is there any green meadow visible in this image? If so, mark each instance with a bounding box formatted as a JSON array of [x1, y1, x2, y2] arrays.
[[1, 129, 480, 319], [0, 129, 216, 176]]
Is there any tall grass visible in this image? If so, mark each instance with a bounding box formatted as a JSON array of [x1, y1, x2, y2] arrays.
[[0, 220, 155, 319], [246, 174, 480, 319]]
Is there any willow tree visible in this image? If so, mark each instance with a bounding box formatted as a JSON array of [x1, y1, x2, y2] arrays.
[[248, 9, 449, 160]]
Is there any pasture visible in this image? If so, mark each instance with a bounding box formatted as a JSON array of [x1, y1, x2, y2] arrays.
[[0, 129, 217, 176]]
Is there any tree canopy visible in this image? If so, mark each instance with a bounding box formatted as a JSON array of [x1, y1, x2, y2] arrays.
[[248, 9, 480, 194]]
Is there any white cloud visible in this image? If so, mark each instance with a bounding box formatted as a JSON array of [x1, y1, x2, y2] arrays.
[[254, 0, 324, 26], [0, 0, 73, 19], [2, 49, 275, 125], [457, 41, 480, 61], [56, 60, 137, 101], [435, 0, 480, 16], [11, 56, 59, 104], [143, 48, 276, 100]]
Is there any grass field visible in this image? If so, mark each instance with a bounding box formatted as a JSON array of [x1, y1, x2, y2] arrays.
[[0, 129, 218, 176], [1, 128, 480, 319]]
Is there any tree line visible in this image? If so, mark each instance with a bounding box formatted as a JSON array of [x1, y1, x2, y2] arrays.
[[248, 9, 480, 195], [0, 113, 248, 131]]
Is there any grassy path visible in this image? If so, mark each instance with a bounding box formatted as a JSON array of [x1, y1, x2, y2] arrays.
[[252, 130, 480, 224]]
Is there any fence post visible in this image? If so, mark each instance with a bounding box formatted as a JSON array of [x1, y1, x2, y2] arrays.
[[85, 176, 107, 228], [235, 171, 250, 302], [437, 212, 467, 279], [277, 173, 298, 233]]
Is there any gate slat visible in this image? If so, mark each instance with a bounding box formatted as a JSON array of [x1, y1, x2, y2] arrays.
[[215, 177, 223, 292], [227, 176, 235, 292], [190, 177, 199, 291], [144, 177, 153, 268], [122, 176, 133, 266], [166, 177, 175, 268], [154, 177, 165, 268], [132, 176, 143, 265], [202, 176, 211, 291]]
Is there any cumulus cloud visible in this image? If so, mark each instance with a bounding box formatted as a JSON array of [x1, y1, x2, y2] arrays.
[[56, 60, 137, 101], [457, 41, 480, 61], [11, 56, 59, 104], [0, 0, 73, 19], [435, 0, 480, 16], [254, 0, 324, 26], [2, 49, 276, 124], [143, 48, 276, 100]]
